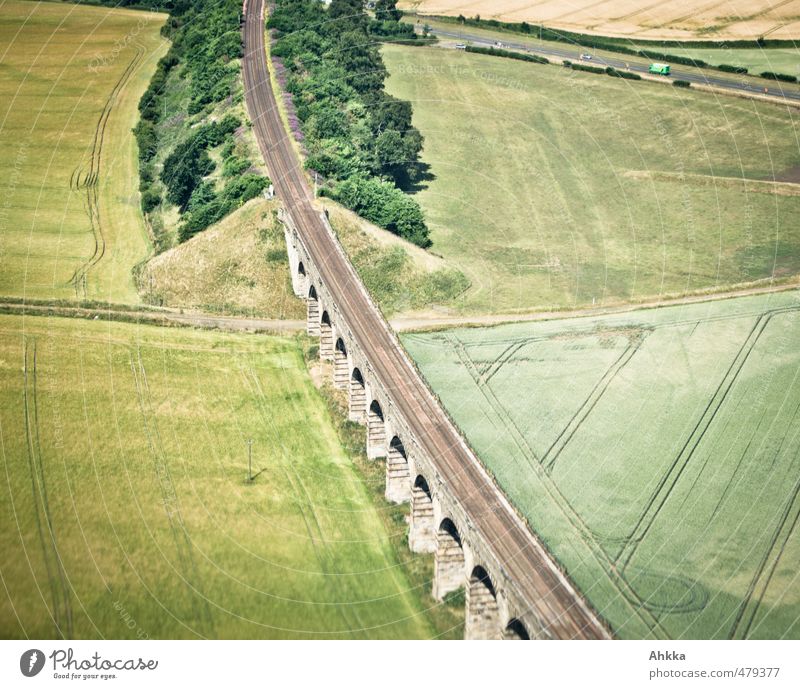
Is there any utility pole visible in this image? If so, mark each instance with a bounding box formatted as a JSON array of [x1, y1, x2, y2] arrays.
[[246, 438, 253, 481]]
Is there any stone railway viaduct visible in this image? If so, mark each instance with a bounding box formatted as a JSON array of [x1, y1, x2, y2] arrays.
[[243, 0, 611, 640], [282, 209, 608, 640]]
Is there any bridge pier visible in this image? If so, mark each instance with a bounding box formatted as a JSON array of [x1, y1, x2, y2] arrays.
[[409, 475, 436, 552], [285, 231, 305, 298], [367, 400, 386, 459], [349, 368, 366, 423], [333, 338, 348, 390], [466, 566, 501, 640], [433, 518, 465, 600], [320, 311, 333, 361], [385, 436, 411, 504], [307, 286, 320, 337]]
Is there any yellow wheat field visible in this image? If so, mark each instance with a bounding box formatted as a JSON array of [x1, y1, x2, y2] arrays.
[[400, 0, 800, 40]]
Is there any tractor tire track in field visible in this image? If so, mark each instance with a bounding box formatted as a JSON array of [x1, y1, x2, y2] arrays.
[[68, 47, 144, 298], [736, 477, 800, 638], [618, 306, 800, 571], [447, 335, 541, 466], [544, 339, 641, 473], [240, 360, 369, 637], [129, 348, 214, 637], [23, 338, 73, 639], [732, 413, 800, 639], [445, 334, 669, 637]]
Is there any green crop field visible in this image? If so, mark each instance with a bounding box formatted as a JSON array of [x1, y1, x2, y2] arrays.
[[0, 314, 449, 639], [0, 0, 167, 303], [383, 44, 800, 315], [404, 291, 800, 639]]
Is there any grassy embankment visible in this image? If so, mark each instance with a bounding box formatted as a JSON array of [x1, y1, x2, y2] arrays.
[[383, 43, 800, 315], [405, 291, 800, 639]]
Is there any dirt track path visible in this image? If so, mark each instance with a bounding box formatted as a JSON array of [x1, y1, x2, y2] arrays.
[[391, 281, 800, 331], [3, 279, 797, 336], [0, 301, 305, 334]]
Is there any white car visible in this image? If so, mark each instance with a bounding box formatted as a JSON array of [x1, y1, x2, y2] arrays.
[[580, 53, 592, 60]]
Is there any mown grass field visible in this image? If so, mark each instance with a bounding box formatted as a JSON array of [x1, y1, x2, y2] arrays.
[[0, 0, 167, 302], [0, 314, 453, 639], [383, 44, 800, 315], [404, 291, 800, 639]]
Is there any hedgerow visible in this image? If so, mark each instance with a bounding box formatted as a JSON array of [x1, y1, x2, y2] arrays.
[[465, 45, 548, 64]]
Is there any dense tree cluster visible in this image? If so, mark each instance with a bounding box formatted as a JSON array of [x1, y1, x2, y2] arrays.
[[269, 0, 431, 247], [128, 0, 268, 242]]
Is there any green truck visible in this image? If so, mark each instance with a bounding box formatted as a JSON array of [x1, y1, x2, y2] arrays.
[[649, 63, 671, 75]]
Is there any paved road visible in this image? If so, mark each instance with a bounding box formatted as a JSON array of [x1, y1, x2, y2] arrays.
[[242, 0, 609, 639], [429, 26, 800, 102]]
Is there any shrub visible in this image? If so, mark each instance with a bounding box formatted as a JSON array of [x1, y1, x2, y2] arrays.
[[673, 80, 692, 88], [465, 45, 548, 64], [443, 587, 466, 607], [718, 64, 748, 74], [570, 62, 605, 74], [760, 71, 798, 83], [133, 120, 157, 163], [222, 156, 251, 178], [638, 50, 706, 68], [328, 176, 430, 247], [605, 67, 642, 80], [140, 187, 161, 213]]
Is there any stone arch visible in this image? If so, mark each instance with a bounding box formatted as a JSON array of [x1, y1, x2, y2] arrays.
[[385, 436, 411, 504], [409, 475, 435, 553], [320, 310, 333, 360], [333, 338, 348, 389], [366, 400, 386, 459], [466, 565, 501, 640], [434, 517, 465, 600], [298, 261, 306, 277], [349, 367, 366, 423], [306, 284, 320, 337], [504, 618, 530, 640]]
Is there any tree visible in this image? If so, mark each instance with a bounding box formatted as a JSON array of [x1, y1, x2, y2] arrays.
[[160, 135, 215, 209], [326, 0, 368, 34], [334, 30, 387, 93], [375, 0, 401, 22], [331, 176, 429, 247]]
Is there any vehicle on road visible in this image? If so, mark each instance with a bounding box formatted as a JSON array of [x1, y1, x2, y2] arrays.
[[580, 53, 592, 60], [649, 62, 671, 75], [455, 43, 466, 50]]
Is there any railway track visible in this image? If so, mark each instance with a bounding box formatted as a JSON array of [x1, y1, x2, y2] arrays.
[[241, 0, 609, 639]]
